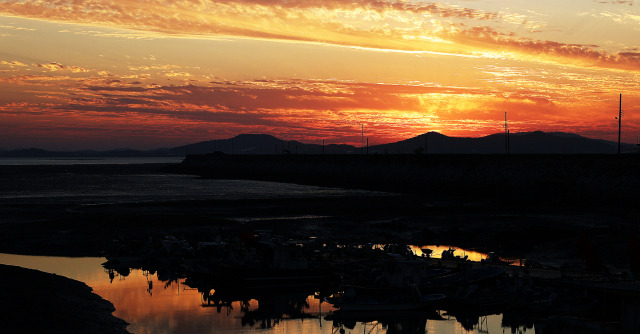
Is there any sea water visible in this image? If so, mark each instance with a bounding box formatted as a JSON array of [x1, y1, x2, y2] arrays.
[[0, 157, 382, 205], [0, 253, 527, 334], [0, 157, 184, 166]]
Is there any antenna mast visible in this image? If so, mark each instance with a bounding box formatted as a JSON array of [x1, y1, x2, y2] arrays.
[[618, 94, 622, 154], [505, 111, 510, 154]]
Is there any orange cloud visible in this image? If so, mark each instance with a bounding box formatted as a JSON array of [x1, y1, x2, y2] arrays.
[[2, 1, 637, 71], [448, 26, 640, 71], [0, 60, 28, 67], [36, 62, 88, 73], [2, 74, 629, 148], [596, 1, 634, 5]]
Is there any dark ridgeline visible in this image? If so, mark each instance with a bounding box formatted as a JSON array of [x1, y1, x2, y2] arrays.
[[2, 131, 637, 158], [170, 131, 635, 156], [169, 134, 358, 156]]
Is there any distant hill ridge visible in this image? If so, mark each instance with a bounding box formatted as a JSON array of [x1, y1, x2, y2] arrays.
[[171, 131, 636, 155], [1, 131, 637, 157]]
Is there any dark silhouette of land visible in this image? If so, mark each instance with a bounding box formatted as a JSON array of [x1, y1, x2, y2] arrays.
[[0, 264, 130, 333], [1, 155, 639, 266], [1, 131, 638, 157], [2, 151, 640, 333], [175, 153, 640, 207], [172, 131, 639, 155]]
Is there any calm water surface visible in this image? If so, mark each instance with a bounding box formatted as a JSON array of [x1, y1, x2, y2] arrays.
[[0, 157, 184, 165], [0, 253, 530, 334], [0, 158, 384, 205]]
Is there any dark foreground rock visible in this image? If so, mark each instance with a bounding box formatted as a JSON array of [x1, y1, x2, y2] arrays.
[[0, 264, 130, 334]]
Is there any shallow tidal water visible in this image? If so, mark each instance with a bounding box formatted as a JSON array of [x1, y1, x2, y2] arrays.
[[0, 158, 533, 333], [0, 161, 385, 206], [0, 253, 532, 334]]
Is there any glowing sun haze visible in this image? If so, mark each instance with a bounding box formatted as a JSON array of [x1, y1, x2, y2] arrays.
[[0, 0, 639, 150]]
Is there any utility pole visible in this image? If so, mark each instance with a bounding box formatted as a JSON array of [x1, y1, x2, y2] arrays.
[[617, 94, 622, 154], [361, 124, 364, 154], [505, 112, 510, 154], [322, 139, 325, 155]]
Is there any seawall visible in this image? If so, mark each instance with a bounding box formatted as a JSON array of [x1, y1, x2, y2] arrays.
[[173, 154, 640, 208]]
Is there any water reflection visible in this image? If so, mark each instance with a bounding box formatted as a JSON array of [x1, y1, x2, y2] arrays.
[[409, 245, 487, 262], [101, 267, 525, 334], [409, 245, 524, 265], [97, 243, 536, 334], [16, 239, 639, 334], [0, 253, 535, 334]]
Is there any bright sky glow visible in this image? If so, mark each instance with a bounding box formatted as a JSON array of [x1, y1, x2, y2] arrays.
[[0, 0, 639, 149]]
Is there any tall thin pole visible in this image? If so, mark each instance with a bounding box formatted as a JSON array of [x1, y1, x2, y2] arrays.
[[361, 124, 364, 154], [505, 112, 509, 154], [618, 94, 622, 155]]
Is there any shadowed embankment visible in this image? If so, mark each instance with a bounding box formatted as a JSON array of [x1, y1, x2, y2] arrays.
[[0, 264, 130, 333], [175, 154, 640, 207]]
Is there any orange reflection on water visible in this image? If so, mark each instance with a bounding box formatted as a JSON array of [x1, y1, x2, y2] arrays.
[[410, 245, 488, 262], [0, 253, 531, 333], [410, 245, 524, 265], [88, 269, 335, 334]]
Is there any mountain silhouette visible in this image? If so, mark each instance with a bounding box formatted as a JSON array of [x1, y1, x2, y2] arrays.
[[168, 134, 359, 155], [170, 131, 635, 155], [367, 131, 629, 154], [0, 131, 637, 157]]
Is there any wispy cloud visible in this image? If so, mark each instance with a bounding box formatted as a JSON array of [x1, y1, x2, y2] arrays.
[[594, 0, 634, 5], [0, 23, 36, 31], [580, 9, 640, 26], [4, 72, 632, 145], [449, 26, 640, 71], [4, 0, 635, 71], [0, 60, 28, 67], [36, 62, 88, 73]]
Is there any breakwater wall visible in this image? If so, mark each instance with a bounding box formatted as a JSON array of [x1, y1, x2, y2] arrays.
[[175, 154, 640, 207]]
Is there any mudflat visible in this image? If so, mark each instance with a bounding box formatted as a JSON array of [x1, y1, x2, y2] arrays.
[[1, 156, 638, 268]]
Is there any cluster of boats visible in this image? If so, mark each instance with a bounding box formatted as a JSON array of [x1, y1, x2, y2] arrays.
[[103, 230, 640, 333]]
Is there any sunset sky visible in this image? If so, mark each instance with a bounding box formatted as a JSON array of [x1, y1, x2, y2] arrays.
[[0, 0, 639, 150]]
